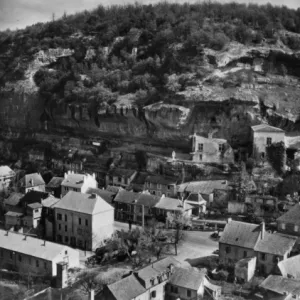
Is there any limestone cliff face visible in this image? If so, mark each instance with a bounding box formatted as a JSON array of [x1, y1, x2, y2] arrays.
[[1, 42, 300, 153]]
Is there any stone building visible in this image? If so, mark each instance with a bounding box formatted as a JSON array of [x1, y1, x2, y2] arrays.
[[251, 124, 285, 159], [190, 132, 234, 164]]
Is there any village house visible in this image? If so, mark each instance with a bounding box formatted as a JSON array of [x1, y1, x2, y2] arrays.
[[234, 256, 257, 283], [28, 149, 45, 162], [278, 254, 300, 279], [46, 177, 64, 198], [144, 175, 177, 197], [177, 180, 233, 208], [102, 257, 180, 300], [154, 196, 193, 223], [219, 220, 297, 275], [190, 131, 234, 164], [0, 229, 79, 277], [4, 211, 23, 229], [61, 171, 98, 197], [18, 173, 46, 194], [113, 190, 138, 223], [166, 267, 221, 300], [260, 275, 300, 300], [184, 193, 207, 216], [86, 187, 116, 205], [3, 192, 24, 213], [52, 191, 114, 250], [105, 168, 137, 188], [251, 124, 285, 159], [23, 202, 43, 228], [277, 203, 300, 238], [0, 166, 15, 191], [245, 195, 278, 218]]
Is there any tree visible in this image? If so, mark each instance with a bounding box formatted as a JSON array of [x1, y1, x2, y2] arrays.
[[166, 211, 190, 255]]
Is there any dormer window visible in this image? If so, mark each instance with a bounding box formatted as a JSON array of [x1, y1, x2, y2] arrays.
[[150, 277, 155, 286], [267, 137, 272, 146], [219, 144, 225, 152]]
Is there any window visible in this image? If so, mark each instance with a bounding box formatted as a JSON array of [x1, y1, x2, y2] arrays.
[[36, 260, 39, 267], [18, 254, 22, 262], [273, 256, 278, 263], [225, 246, 231, 254], [57, 213, 62, 220], [243, 251, 247, 258], [199, 154, 203, 161], [65, 214, 67, 222], [187, 289, 191, 297], [65, 225, 67, 232], [118, 177, 122, 182], [281, 223, 286, 230], [85, 219, 88, 226], [267, 137, 272, 146], [261, 253, 266, 261], [157, 184, 161, 190], [65, 236, 69, 243], [35, 209, 39, 213], [150, 278, 155, 286], [219, 144, 225, 152], [171, 286, 178, 294], [295, 225, 299, 232], [10, 251, 13, 260], [65, 250, 68, 255], [79, 217, 81, 225], [198, 143, 203, 151], [59, 224, 61, 230], [44, 262, 47, 269], [57, 235, 62, 242], [167, 185, 171, 190], [151, 291, 156, 298], [261, 152, 265, 159]]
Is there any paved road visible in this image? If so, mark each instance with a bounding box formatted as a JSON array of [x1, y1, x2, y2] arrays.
[[113, 221, 218, 264]]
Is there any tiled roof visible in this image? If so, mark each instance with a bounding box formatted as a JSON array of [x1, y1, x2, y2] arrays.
[[53, 191, 113, 215], [28, 202, 43, 209], [108, 168, 136, 178], [260, 275, 300, 296], [106, 185, 124, 194], [46, 177, 64, 188], [0, 229, 77, 261], [5, 211, 23, 217], [178, 180, 231, 194], [42, 196, 60, 208], [4, 193, 24, 206], [254, 232, 297, 256], [278, 254, 300, 279], [61, 173, 85, 188], [251, 124, 284, 133], [145, 175, 177, 185], [277, 204, 300, 226], [169, 267, 205, 290], [114, 190, 139, 204], [20, 191, 49, 207], [20, 173, 45, 188], [0, 166, 15, 177], [155, 197, 193, 211], [86, 188, 115, 204], [219, 221, 261, 249], [106, 274, 146, 300], [135, 193, 160, 207]]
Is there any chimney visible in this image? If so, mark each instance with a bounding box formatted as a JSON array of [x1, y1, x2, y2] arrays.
[[64, 173, 67, 179], [31, 179, 34, 186], [68, 170, 71, 175], [43, 240, 46, 246], [93, 173, 96, 179], [261, 222, 265, 240], [161, 194, 165, 198]]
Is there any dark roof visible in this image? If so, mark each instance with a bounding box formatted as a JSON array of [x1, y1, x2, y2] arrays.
[[19, 173, 45, 188], [108, 168, 137, 178], [135, 193, 160, 207], [106, 185, 124, 194], [114, 190, 139, 204], [86, 188, 115, 204], [106, 274, 145, 300], [254, 232, 296, 256], [277, 204, 300, 226], [251, 124, 284, 133], [20, 191, 49, 207], [219, 220, 261, 249], [145, 175, 177, 185], [260, 275, 300, 296], [53, 191, 113, 215], [169, 267, 205, 290], [46, 177, 64, 188], [4, 193, 24, 206], [278, 254, 300, 279]]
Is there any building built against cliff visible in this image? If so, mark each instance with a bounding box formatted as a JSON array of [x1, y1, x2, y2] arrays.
[[144, 175, 177, 197], [190, 131, 234, 164], [251, 124, 285, 159]]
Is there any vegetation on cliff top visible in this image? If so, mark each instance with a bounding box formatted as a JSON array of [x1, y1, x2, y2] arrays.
[[1, 1, 300, 110]]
